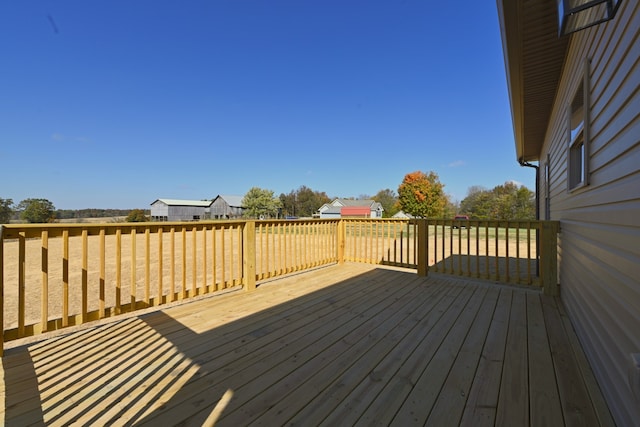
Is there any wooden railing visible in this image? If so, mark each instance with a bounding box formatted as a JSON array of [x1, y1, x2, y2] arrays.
[[0, 218, 559, 355], [341, 218, 559, 290], [342, 219, 417, 268], [417, 219, 559, 288]]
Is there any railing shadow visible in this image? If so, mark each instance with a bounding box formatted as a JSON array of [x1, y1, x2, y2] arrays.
[[2, 351, 44, 425], [430, 254, 539, 286], [2, 267, 406, 425]]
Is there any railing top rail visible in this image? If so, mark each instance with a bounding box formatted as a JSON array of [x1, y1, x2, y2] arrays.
[[254, 218, 341, 225], [0, 219, 347, 239], [0, 220, 252, 239], [411, 218, 559, 226]]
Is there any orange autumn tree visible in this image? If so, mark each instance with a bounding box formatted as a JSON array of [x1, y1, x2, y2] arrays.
[[397, 171, 447, 218]]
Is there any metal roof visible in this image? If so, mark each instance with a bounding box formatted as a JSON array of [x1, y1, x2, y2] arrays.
[[497, 0, 569, 162], [333, 199, 378, 208], [152, 199, 213, 207], [212, 195, 244, 207]]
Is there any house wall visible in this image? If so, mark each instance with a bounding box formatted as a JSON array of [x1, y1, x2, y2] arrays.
[[540, 2, 640, 425]]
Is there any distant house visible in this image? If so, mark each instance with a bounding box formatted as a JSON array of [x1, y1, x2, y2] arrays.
[[317, 199, 384, 219], [392, 210, 414, 219], [210, 195, 245, 219], [150, 199, 212, 222]]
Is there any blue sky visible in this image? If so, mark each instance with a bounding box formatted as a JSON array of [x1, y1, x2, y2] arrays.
[[1, 1, 534, 210]]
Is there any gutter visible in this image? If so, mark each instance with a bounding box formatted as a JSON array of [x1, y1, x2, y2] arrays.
[[519, 159, 541, 277], [519, 159, 539, 221]]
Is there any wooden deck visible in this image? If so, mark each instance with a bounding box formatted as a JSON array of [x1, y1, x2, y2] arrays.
[[0, 263, 614, 426]]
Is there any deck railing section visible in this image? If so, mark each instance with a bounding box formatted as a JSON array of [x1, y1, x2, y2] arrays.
[[342, 219, 417, 268], [0, 218, 559, 355], [423, 219, 543, 285], [255, 220, 338, 280], [341, 219, 559, 290], [0, 222, 246, 344]]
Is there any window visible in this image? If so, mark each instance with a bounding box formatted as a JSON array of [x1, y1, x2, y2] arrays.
[[568, 60, 590, 191]]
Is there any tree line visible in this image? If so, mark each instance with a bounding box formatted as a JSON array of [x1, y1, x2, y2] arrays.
[[0, 198, 147, 224], [240, 171, 535, 221], [2, 171, 536, 224]]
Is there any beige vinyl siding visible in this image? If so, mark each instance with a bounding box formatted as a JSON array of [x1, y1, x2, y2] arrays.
[[539, 2, 640, 425]]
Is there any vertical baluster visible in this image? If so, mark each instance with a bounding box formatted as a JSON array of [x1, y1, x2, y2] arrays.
[[82, 229, 88, 322], [181, 226, 187, 299], [466, 222, 471, 276], [221, 226, 226, 288], [158, 227, 163, 305], [115, 228, 121, 314], [144, 229, 150, 305], [475, 222, 480, 278], [212, 226, 217, 291], [99, 228, 106, 315], [201, 226, 206, 294], [41, 230, 49, 332], [432, 221, 437, 272], [494, 222, 499, 281], [527, 222, 532, 284], [170, 226, 175, 302], [63, 229, 70, 325], [516, 223, 521, 283], [131, 228, 137, 310], [505, 221, 510, 283], [192, 226, 197, 297], [237, 225, 243, 285]]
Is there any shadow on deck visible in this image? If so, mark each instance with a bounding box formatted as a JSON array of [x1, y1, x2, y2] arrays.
[[1, 263, 613, 426], [431, 255, 541, 286]]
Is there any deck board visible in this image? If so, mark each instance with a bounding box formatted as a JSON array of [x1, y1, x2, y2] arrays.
[[0, 263, 614, 426], [496, 290, 529, 426]]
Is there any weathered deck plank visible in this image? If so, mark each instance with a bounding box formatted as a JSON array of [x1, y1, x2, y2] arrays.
[[0, 263, 614, 426], [459, 288, 512, 427]]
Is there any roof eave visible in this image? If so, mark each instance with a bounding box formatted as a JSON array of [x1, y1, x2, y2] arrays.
[[497, 0, 569, 163]]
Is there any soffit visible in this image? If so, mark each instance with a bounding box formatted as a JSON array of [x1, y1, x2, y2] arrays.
[[498, 0, 569, 162]]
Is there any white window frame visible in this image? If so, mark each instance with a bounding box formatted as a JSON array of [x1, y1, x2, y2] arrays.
[[567, 59, 590, 191]]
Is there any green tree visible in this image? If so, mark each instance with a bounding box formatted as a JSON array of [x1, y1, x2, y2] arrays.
[[372, 189, 399, 218], [0, 198, 13, 224], [126, 209, 149, 222], [443, 194, 459, 219], [397, 171, 447, 218], [17, 198, 55, 223], [279, 186, 331, 218], [243, 187, 282, 219], [459, 186, 493, 219], [459, 182, 535, 220]]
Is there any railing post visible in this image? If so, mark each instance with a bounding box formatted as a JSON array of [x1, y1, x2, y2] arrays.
[[0, 225, 4, 357], [417, 219, 429, 277], [243, 220, 256, 291], [540, 221, 560, 296], [337, 219, 345, 264]]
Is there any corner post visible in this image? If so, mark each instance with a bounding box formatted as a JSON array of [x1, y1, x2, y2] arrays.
[[337, 219, 345, 264], [417, 219, 429, 277], [540, 221, 560, 296], [243, 220, 256, 291]]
